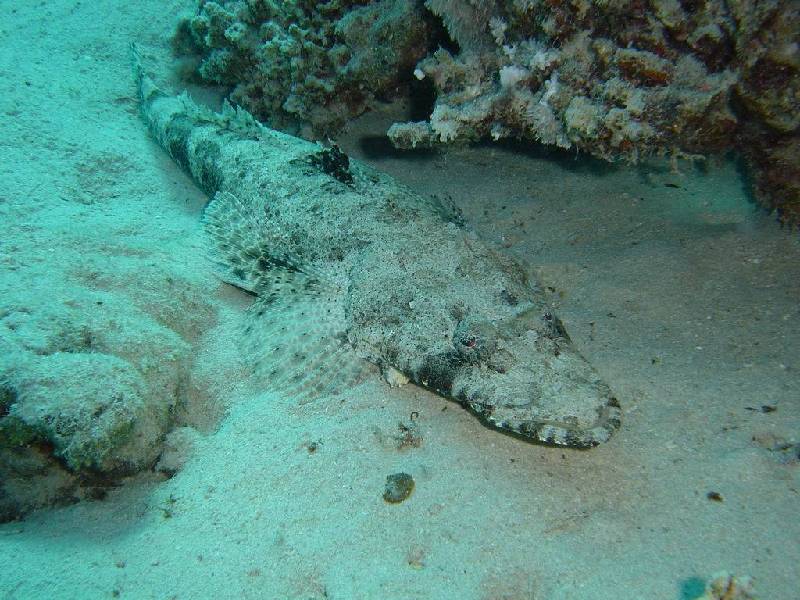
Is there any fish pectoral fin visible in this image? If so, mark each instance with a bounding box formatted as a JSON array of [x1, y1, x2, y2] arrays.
[[204, 190, 370, 399], [203, 191, 276, 292], [240, 266, 370, 401]]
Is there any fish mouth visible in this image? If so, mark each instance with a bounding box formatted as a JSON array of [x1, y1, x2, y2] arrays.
[[450, 361, 621, 448], [472, 394, 622, 449]]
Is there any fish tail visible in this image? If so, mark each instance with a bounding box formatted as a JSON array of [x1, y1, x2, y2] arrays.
[[131, 43, 234, 195]]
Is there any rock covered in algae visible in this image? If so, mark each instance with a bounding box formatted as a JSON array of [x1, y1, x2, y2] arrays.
[[0, 263, 214, 522], [172, 0, 436, 137]]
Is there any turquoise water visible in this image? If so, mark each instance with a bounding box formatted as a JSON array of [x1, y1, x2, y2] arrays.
[[0, 2, 798, 599]]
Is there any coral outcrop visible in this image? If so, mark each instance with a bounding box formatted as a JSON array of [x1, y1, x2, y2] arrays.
[[393, 0, 798, 223], [173, 0, 436, 137], [177, 0, 799, 225]]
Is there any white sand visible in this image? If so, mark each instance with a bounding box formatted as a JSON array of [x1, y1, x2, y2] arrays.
[[0, 1, 798, 599]]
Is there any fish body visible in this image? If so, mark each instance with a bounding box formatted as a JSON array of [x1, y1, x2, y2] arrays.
[[134, 48, 620, 448]]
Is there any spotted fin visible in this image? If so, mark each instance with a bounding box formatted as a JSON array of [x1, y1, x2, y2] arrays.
[[203, 191, 368, 399], [241, 273, 369, 401]]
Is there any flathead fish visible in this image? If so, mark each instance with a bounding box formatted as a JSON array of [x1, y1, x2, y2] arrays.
[[134, 47, 620, 448]]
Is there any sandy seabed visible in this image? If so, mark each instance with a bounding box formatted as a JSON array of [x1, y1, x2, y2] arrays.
[[0, 1, 798, 599]]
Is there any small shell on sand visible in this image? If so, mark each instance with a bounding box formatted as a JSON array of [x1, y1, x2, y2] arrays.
[[383, 473, 415, 504], [695, 572, 757, 600]]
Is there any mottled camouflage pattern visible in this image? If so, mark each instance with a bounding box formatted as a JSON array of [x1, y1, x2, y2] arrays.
[[134, 46, 620, 447]]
